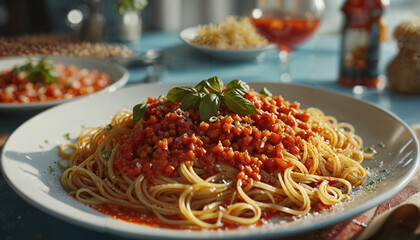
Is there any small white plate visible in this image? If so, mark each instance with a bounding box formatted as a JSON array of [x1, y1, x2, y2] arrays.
[[0, 56, 129, 111], [180, 27, 276, 61], [1, 82, 419, 239]]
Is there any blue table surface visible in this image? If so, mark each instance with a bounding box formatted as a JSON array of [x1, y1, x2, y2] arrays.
[[0, 31, 419, 240]]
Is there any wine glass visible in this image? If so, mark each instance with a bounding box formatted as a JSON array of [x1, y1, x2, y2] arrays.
[[251, 0, 325, 82]]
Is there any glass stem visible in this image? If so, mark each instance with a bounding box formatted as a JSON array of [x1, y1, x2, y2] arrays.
[[279, 50, 292, 83]]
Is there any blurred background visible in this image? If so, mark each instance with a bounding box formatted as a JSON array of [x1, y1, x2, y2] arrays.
[[1, 1, 420, 240], [0, 0, 419, 41]]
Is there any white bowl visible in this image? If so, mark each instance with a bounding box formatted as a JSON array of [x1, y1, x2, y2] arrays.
[[180, 26, 276, 61]]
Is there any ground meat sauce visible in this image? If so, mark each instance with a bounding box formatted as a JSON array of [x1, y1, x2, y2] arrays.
[[114, 89, 320, 184]]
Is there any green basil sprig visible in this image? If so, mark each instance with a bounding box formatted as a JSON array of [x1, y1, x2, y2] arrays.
[[13, 58, 58, 84], [225, 79, 249, 96], [133, 101, 148, 126], [199, 93, 220, 122], [166, 86, 197, 102], [180, 92, 205, 110], [259, 87, 273, 97], [166, 77, 258, 122], [222, 92, 255, 116]]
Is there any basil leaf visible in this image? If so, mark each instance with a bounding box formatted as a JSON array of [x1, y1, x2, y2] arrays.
[[180, 92, 205, 110], [166, 86, 197, 102], [225, 79, 249, 96], [199, 93, 220, 122], [28, 73, 37, 83], [259, 87, 273, 97], [222, 92, 258, 116], [133, 102, 148, 126], [194, 80, 210, 93], [205, 76, 223, 93], [14, 58, 58, 84]]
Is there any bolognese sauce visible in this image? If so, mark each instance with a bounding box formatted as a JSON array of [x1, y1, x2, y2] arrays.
[[114, 89, 319, 184]]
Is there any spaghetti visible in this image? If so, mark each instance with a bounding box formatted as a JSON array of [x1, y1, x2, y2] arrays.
[[191, 16, 269, 49], [59, 83, 369, 229]]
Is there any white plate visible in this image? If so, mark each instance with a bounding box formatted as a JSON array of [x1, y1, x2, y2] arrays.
[[180, 27, 276, 61], [1, 82, 419, 239], [0, 56, 129, 111]]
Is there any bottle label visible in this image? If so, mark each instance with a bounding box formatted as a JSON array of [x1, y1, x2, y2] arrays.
[[339, 22, 380, 86]]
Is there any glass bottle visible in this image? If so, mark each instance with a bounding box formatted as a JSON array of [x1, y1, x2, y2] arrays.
[[80, 0, 105, 43], [338, 0, 387, 87]]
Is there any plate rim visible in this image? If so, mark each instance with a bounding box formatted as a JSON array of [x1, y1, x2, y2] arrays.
[[1, 82, 419, 239]]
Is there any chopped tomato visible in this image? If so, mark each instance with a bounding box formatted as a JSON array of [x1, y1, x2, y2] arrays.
[[0, 64, 111, 103]]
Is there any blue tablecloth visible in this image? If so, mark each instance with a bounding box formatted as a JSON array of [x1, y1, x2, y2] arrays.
[[0, 31, 419, 240], [127, 31, 419, 125]]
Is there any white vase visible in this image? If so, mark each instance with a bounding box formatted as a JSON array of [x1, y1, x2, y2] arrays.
[[119, 11, 142, 43]]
